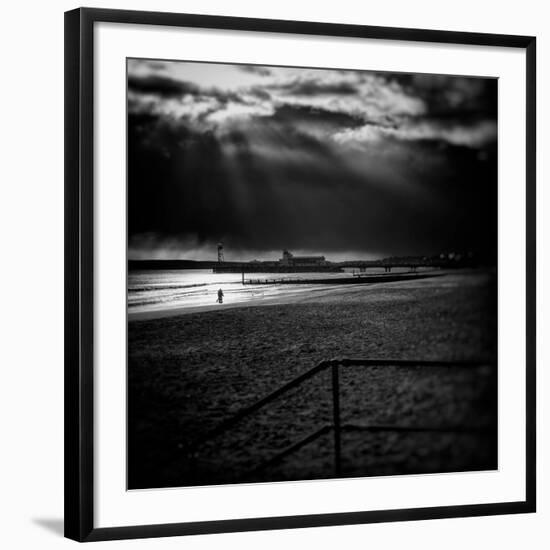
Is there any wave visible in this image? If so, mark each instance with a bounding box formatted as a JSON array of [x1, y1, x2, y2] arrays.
[[128, 282, 210, 292], [128, 280, 243, 293]]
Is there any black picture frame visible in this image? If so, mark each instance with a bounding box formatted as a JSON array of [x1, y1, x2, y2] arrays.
[[65, 7, 536, 542]]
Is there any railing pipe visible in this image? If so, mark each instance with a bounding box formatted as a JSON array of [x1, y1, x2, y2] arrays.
[[188, 358, 495, 474], [331, 364, 342, 476], [195, 360, 331, 448]]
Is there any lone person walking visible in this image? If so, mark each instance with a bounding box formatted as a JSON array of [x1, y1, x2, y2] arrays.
[[217, 288, 224, 304]]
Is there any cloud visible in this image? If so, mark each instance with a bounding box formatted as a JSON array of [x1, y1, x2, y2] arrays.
[[128, 74, 201, 98], [273, 80, 359, 96], [334, 120, 497, 149], [127, 62, 428, 131], [396, 74, 498, 121], [206, 101, 275, 124], [127, 61, 496, 142], [264, 71, 427, 125], [128, 70, 273, 127], [238, 65, 272, 77]]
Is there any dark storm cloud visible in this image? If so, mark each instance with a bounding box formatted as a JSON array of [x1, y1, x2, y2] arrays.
[[127, 60, 497, 260], [128, 74, 201, 98], [271, 80, 359, 96], [144, 60, 170, 71], [393, 74, 498, 121], [128, 74, 244, 105], [238, 65, 272, 77], [268, 104, 364, 138], [247, 87, 272, 101]]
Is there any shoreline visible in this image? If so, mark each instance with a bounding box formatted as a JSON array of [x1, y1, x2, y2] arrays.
[[128, 271, 447, 322]]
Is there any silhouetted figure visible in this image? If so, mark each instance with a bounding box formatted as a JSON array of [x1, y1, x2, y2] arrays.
[[217, 288, 224, 304]]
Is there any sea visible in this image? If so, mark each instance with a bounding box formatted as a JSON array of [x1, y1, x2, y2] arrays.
[[127, 267, 413, 316]]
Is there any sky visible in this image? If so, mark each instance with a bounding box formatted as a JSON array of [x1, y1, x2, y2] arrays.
[[127, 59, 497, 262]]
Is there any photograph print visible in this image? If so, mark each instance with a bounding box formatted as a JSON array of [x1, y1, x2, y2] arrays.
[[127, 58, 498, 490]]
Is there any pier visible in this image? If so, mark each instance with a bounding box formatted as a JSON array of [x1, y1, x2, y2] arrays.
[[242, 272, 439, 286]]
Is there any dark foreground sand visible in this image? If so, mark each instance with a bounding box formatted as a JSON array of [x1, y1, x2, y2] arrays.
[[128, 269, 497, 489]]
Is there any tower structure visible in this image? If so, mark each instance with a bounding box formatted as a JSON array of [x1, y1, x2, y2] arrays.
[[217, 243, 225, 263]]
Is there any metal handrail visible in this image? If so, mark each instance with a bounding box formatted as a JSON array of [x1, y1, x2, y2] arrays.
[[193, 360, 329, 448], [189, 358, 495, 478]]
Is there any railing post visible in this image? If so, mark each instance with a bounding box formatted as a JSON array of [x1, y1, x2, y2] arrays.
[[331, 363, 342, 477]]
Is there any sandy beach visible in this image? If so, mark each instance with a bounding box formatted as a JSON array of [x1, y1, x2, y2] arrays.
[[128, 269, 497, 489]]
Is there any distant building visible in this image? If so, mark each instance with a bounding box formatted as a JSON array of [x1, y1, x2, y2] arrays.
[[279, 250, 327, 267]]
